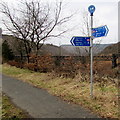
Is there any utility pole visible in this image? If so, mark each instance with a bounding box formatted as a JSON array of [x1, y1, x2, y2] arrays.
[[88, 5, 95, 98]]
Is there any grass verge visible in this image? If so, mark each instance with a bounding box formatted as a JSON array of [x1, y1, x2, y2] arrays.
[[2, 93, 29, 119], [2, 64, 119, 119]]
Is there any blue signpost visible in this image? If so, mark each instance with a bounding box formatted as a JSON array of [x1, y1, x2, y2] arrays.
[[70, 37, 90, 46], [70, 5, 109, 98], [92, 25, 109, 38]]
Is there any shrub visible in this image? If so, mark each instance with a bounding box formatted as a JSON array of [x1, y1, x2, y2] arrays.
[[23, 63, 37, 71], [55, 56, 78, 78], [2, 40, 15, 62], [94, 61, 114, 76], [8, 61, 17, 66], [25, 54, 55, 72], [8, 60, 23, 68], [37, 54, 55, 72]]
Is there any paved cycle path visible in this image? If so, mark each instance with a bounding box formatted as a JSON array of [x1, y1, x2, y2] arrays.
[[2, 74, 99, 118]]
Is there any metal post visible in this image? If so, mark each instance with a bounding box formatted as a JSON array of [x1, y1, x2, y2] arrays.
[[90, 15, 93, 97], [88, 5, 95, 98]]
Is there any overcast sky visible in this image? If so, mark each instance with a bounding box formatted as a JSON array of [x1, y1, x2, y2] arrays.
[[0, 0, 119, 46]]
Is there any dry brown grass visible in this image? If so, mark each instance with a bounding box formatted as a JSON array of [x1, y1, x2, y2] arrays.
[[94, 61, 118, 78], [2, 64, 119, 119]]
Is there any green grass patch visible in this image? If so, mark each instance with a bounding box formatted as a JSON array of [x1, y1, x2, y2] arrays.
[[2, 64, 32, 76], [2, 93, 29, 119]]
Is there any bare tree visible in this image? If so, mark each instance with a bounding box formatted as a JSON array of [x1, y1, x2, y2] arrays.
[[0, 0, 74, 62], [74, 47, 81, 56], [13, 38, 25, 61], [1, 1, 32, 62], [80, 11, 90, 37]]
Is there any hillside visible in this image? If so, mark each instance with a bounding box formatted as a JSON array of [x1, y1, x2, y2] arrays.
[[2, 34, 70, 56], [100, 42, 120, 55], [39, 44, 71, 56], [61, 44, 110, 56], [2, 34, 112, 56]]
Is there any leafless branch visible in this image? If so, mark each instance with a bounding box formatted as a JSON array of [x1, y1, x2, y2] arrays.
[[1, 0, 74, 57]]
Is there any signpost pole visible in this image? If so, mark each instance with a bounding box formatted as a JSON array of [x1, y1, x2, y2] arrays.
[[88, 5, 95, 98], [90, 14, 93, 97], [71, 5, 108, 98]]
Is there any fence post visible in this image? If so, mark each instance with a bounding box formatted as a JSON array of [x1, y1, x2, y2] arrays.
[[81, 56, 86, 64], [112, 54, 117, 68]]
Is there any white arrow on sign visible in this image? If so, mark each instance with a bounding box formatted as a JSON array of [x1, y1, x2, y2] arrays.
[[70, 36, 90, 46]]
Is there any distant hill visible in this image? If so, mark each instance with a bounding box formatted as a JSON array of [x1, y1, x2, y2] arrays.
[[39, 44, 71, 56], [99, 42, 120, 55], [2, 34, 21, 55], [2, 34, 70, 56], [2, 34, 112, 56], [60, 44, 110, 56]]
